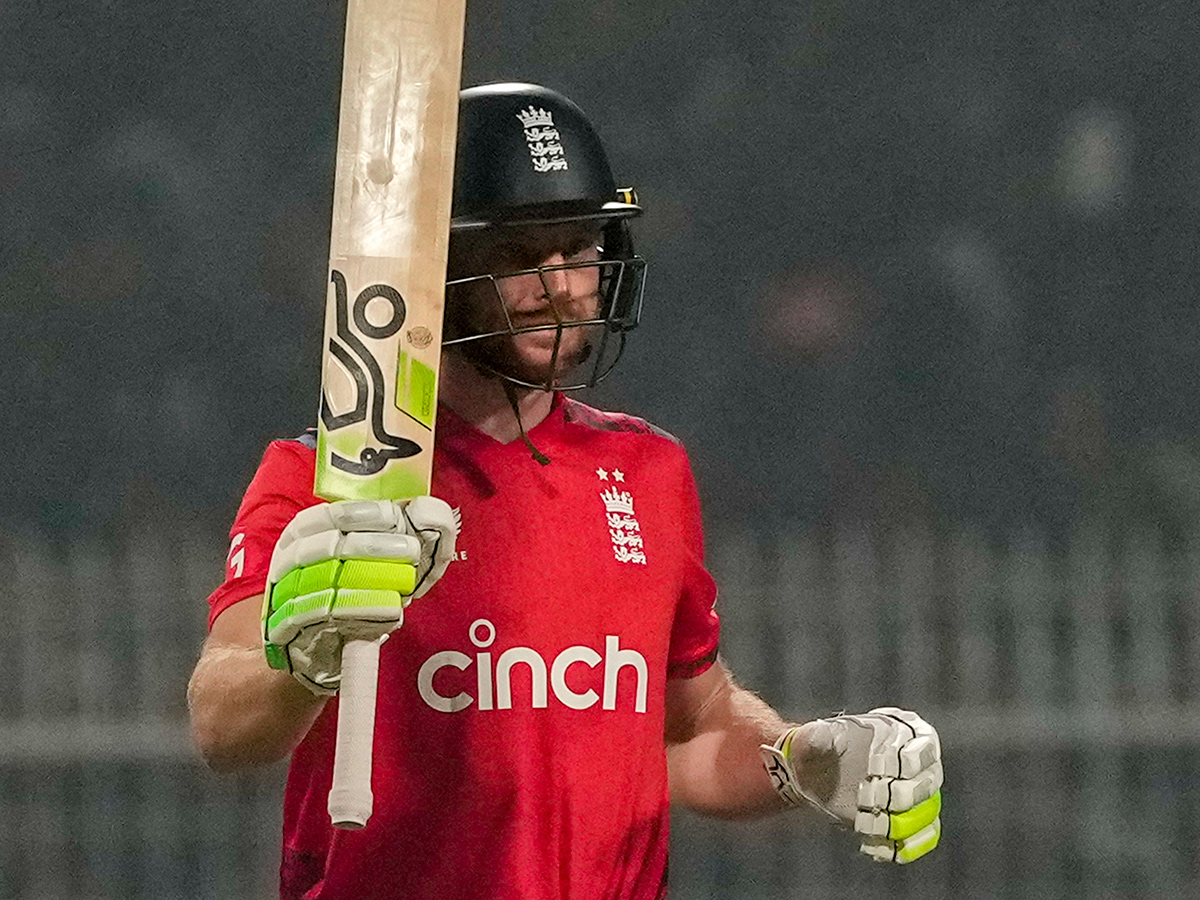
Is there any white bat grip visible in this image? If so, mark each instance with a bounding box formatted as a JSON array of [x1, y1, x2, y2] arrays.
[[328, 637, 382, 829]]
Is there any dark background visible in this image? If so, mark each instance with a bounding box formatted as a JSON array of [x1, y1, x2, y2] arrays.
[[4, 1, 1200, 543]]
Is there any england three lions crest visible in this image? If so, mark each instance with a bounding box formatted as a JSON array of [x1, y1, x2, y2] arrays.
[[599, 478, 646, 565], [516, 106, 568, 173]]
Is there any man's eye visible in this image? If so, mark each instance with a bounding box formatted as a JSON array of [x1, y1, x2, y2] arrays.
[[500, 249, 529, 267], [566, 243, 601, 260]]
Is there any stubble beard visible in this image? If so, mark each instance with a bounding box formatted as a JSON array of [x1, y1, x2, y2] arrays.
[[475, 324, 596, 387]]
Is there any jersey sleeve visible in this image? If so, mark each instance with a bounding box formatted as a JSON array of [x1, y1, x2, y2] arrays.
[[206, 439, 322, 629], [666, 450, 720, 680]]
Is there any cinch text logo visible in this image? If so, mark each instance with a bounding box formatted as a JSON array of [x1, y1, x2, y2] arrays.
[[417, 619, 648, 714]]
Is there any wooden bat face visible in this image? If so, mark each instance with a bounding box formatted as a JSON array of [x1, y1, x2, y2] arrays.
[[316, 0, 466, 503]]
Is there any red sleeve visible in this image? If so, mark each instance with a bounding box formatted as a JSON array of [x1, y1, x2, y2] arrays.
[[206, 439, 323, 629], [666, 451, 720, 680]]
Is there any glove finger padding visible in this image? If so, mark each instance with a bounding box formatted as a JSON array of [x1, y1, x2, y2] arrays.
[[263, 498, 461, 694], [760, 707, 943, 864], [859, 816, 942, 864]]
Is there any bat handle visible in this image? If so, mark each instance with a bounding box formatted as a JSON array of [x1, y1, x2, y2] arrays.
[[328, 637, 382, 829]]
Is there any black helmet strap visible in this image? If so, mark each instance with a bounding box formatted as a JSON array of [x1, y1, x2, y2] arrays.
[[501, 379, 552, 466]]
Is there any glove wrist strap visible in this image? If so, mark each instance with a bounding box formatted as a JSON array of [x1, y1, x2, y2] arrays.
[[760, 726, 841, 820]]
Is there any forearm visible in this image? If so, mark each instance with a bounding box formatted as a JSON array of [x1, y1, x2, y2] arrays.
[[187, 642, 327, 772], [666, 665, 791, 819]]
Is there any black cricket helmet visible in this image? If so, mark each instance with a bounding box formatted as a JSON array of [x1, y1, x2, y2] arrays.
[[444, 83, 647, 391]]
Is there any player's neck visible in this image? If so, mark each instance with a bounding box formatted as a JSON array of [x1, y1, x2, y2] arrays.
[[438, 350, 554, 444]]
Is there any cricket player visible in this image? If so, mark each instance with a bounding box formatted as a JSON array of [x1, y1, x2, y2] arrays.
[[188, 83, 943, 900]]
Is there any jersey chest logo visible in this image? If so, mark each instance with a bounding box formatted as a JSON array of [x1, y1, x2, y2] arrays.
[[416, 618, 648, 715], [597, 467, 646, 565]]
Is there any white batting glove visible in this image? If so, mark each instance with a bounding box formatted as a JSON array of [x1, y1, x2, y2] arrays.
[[262, 497, 460, 695], [760, 707, 943, 864]]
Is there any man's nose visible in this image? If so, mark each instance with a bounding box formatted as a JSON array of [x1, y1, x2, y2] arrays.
[[538, 253, 570, 299]]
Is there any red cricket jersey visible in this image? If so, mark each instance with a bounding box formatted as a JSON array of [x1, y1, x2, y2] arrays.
[[207, 395, 721, 900]]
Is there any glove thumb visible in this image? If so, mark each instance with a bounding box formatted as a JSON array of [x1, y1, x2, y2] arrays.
[[401, 496, 461, 598]]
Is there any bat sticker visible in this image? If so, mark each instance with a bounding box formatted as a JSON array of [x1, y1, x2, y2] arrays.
[[320, 268, 423, 475]]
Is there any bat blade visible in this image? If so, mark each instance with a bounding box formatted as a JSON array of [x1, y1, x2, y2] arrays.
[[316, 0, 466, 503], [316, 0, 466, 830]]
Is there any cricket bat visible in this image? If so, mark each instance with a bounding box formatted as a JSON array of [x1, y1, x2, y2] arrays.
[[316, 0, 466, 830]]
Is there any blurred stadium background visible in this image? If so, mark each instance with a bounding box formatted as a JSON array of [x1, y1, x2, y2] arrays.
[[3, 0, 1200, 897]]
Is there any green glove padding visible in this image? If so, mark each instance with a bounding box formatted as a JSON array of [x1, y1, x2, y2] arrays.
[[263, 558, 417, 672]]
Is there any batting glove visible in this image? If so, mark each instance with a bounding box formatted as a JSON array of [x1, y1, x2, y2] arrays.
[[262, 497, 460, 695], [760, 707, 942, 864]]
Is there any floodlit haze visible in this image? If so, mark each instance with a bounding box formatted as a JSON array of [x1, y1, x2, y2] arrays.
[[3, 1, 1198, 540]]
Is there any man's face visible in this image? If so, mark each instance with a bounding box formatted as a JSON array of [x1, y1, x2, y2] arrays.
[[447, 221, 606, 386]]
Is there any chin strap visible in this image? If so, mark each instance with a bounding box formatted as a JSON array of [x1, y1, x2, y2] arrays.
[[502, 380, 552, 466]]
